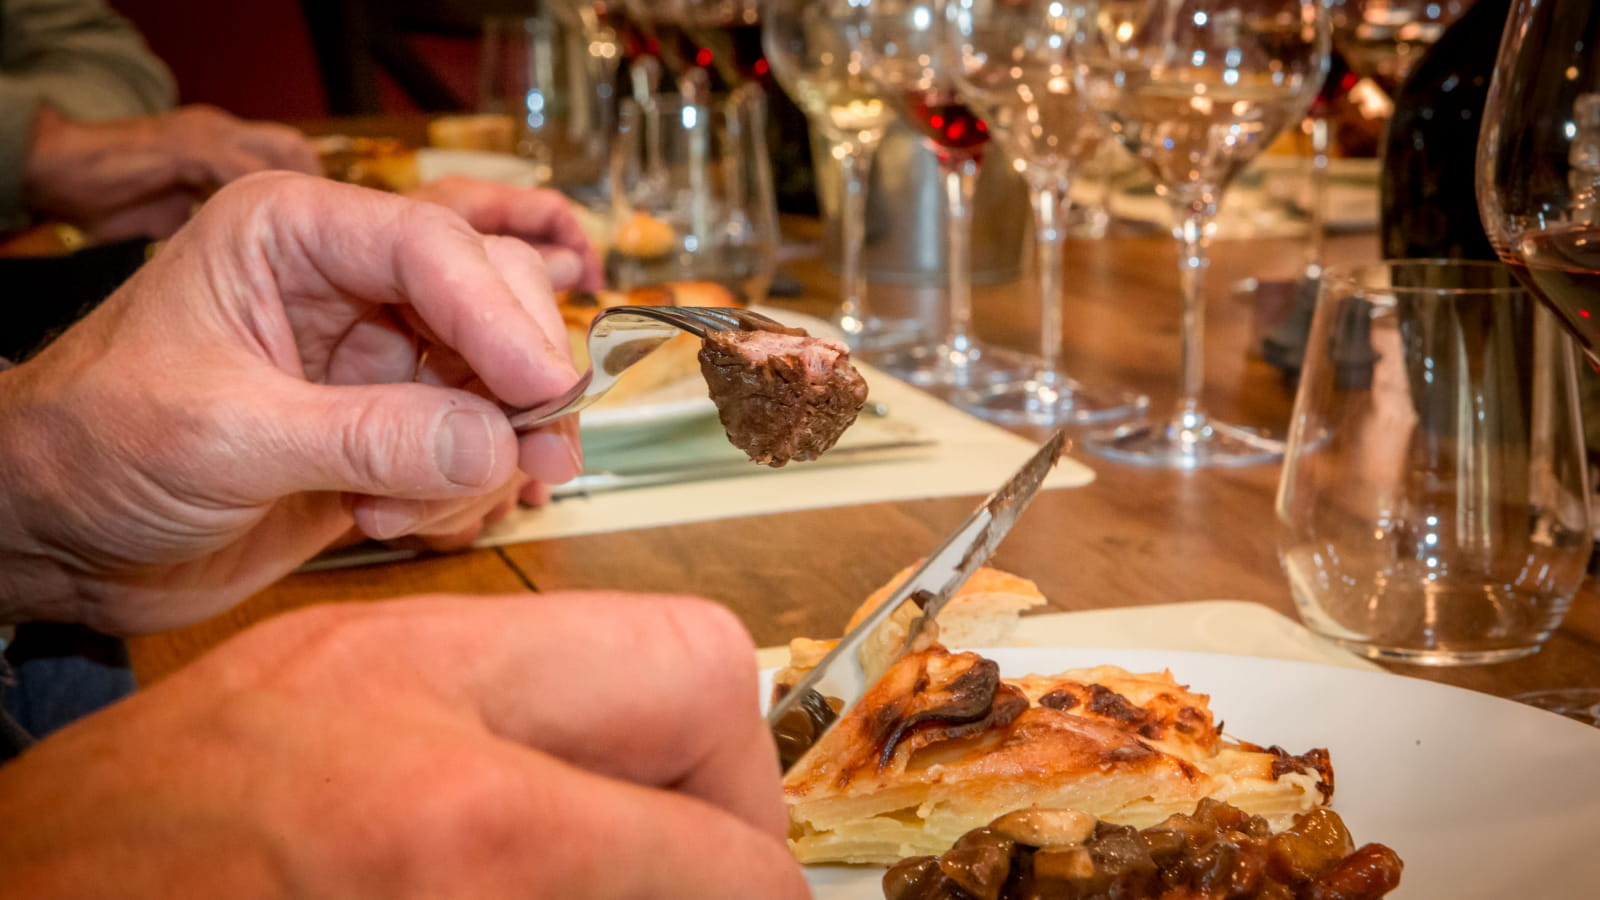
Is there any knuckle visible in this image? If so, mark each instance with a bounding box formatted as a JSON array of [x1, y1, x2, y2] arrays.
[[657, 597, 759, 702]]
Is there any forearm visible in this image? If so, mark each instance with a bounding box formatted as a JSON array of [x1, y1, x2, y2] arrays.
[[0, 86, 44, 231], [1, 0, 177, 120]]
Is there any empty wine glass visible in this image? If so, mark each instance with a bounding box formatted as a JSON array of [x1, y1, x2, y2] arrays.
[[1478, 0, 1600, 724], [1327, 0, 1470, 98], [1079, 0, 1328, 468], [946, 0, 1146, 425], [764, 0, 903, 350], [480, 10, 613, 196], [853, 0, 1031, 394]]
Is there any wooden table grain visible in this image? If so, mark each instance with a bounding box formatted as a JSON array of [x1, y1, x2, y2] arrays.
[[127, 223, 1600, 706]]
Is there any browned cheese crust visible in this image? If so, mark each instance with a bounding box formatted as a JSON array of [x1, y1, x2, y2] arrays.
[[783, 647, 1333, 865]]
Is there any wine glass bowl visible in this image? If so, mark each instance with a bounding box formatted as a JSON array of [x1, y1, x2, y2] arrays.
[[853, 0, 1031, 394], [1480, 2, 1600, 361], [764, 0, 904, 350], [1328, 0, 1471, 97], [1078, 0, 1329, 468]]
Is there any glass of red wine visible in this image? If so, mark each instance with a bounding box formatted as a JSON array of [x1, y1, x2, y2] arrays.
[[852, 0, 1030, 395], [944, 0, 1147, 425], [1478, 0, 1600, 726]]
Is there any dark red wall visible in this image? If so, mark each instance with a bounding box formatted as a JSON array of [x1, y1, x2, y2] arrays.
[[111, 0, 329, 120]]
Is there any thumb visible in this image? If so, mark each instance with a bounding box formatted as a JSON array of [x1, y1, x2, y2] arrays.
[[228, 378, 521, 503]]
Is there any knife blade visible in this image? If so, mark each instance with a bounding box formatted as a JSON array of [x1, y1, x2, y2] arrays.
[[766, 428, 1067, 772]]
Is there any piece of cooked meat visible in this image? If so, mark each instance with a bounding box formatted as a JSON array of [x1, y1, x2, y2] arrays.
[[698, 327, 869, 467]]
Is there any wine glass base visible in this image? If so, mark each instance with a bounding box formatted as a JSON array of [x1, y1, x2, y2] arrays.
[[861, 340, 1032, 390], [1084, 413, 1284, 469], [834, 313, 926, 355], [1514, 689, 1600, 728], [965, 374, 1149, 426]]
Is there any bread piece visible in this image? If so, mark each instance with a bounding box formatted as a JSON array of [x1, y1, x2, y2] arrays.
[[772, 566, 1046, 692], [315, 136, 419, 192], [783, 646, 1332, 865], [560, 281, 743, 408]]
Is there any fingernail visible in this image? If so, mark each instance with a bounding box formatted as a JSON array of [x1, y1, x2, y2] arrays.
[[435, 410, 496, 487], [368, 499, 422, 540], [522, 430, 583, 483], [543, 248, 582, 289]]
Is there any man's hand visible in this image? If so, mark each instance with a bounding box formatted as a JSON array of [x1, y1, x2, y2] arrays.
[[0, 173, 583, 633], [0, 592, 811, 899], [407, 177, 604, 293], [24, 104, 321, 240]]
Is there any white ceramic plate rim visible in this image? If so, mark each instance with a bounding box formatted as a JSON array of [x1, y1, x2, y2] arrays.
[[777, 647, 1600, 900]]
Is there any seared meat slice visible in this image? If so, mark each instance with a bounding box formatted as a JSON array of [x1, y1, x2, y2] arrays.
[[698, 327, 868, 467]]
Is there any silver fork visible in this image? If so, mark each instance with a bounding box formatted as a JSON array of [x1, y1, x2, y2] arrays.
[[506, 305, 795, 433]]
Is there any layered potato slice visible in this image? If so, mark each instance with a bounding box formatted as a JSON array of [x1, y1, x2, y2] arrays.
[[780, 646, 1331, 865]]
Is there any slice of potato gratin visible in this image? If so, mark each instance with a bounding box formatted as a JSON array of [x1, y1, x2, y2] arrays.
[[778, 645, 1332, 866]]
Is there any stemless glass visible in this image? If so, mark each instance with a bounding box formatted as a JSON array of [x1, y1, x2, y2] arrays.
[[1080, 0, 1328, 468], [1478, 0, 1600, 721], [764, 0, 902, 349], [946, 0, 1147, 425], [608, 89, 779, 303], [479, 11, 613, 195], [854, 0, 1030, 394], [1277, 261, 1591, 666]]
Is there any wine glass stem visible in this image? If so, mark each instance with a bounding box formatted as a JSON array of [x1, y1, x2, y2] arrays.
[[940, 152, 980, 360], [1306, 115, 1330, 273], [1173, 193, 1219, 421], [1029, 178, 1071, 379], [834, 136, 881, 342]]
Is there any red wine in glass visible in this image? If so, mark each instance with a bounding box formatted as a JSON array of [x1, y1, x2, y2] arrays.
[[1503, 225, 1600, 362], [901, 88, 991, 154]]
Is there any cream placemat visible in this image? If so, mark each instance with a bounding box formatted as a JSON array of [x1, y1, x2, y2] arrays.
[[755, 601, 1381, 672], [305, 365, 1094, 569], [473, 364, 1093, 544]]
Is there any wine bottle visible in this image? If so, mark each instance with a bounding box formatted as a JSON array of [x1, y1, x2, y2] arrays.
[[1378, 0, 1512, 260]]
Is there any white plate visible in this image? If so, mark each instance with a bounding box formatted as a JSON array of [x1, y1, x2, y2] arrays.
[[791, 648, 1600, 899], [579, 376, 718, 452], [416, 148, 548, 188], [576, 306, 845, 451]]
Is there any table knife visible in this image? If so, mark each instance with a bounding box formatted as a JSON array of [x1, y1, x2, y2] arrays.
[[766, 428, 1067, 772]]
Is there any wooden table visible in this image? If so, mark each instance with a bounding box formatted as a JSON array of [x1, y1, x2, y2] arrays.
[[126, 226, 1600, 705]]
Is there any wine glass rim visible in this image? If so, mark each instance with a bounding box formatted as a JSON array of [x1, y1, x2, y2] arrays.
[[1321, 259, 1527, 297]]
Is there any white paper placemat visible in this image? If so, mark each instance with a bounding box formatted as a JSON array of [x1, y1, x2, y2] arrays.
[[305, 365, 1094, 569], [755, 601, 1381, 672], [471, 364, 1094, 544]]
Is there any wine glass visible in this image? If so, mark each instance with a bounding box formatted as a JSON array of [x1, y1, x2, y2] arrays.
[[853, 0, 1031, 394], [945, 0, 1147, 425], [1078, 0, 1328, 468], [479, 11, 613, 196], [764, 0, 902, 350], [1327, 0, 1470, 98], [1478, 0, 1600, 725], [609, 89, 780, 304]]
